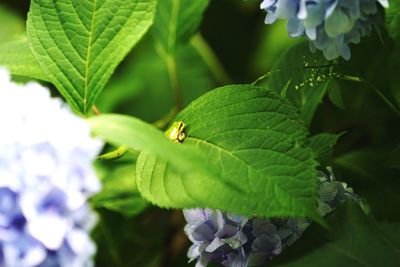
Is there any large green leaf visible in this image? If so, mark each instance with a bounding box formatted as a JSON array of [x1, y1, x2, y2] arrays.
[[271, 201, 400, 266], [27, 0, 156, 114], [137, 85, 319, 219], [153, 0, 210, 54], [0, 35, 48, 81], [89, 114, 219, 183]]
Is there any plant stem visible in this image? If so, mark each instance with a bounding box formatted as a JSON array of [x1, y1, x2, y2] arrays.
[[191, 34, 233, 85], [251, 72, 272, 85], [92, 105, 101, 115], [153, 107, 178, 129], [251, 63, 339, 85], [340, 75, 400, 116], [165, 54, 183, 110]]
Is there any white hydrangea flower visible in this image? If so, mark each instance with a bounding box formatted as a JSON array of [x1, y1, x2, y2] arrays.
[[0, 68, 103, 267]]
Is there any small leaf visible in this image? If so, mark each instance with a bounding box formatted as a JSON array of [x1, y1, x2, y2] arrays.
[[310, 133, 343, 166], [271, 201, 400, 266], [0, 5, 25, 43], [91, 164, 148, 216], [137, 85, 319, 219], [328, 80, 345, 109], [27, 0, 156, 114], [153, 0, 210, 54], [386, 1, 400, 44], [0, 35, 48, 82], [266, 42, 335, 127]]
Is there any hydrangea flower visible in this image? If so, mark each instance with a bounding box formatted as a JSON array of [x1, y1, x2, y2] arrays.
[[183, 169, 359, 267], [0, 68, 103, 267], [260, 0, 389, 60]]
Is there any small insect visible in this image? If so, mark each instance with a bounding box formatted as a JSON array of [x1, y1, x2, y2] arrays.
[[165, 121, 186, 143]]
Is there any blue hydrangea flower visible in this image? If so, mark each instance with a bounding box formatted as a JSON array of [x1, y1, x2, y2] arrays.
[[260, 0, 389, 60], [183, 169, 358, 267], [0, 68, 103, 267]]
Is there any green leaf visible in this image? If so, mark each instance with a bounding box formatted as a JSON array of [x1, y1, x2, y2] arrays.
[[153, 0, 210, 54], [386, 1, 400, 44], [310, 133, 343, 166], [91, 164, 148, 216], [333, 148, 400, 221], [328, 80, 345, 109], [93, 209, 167, 267], [0, 35, 48, 82], [27, 0, 156, 114], [334, 149, 389, 179], [96, 36, 216, 120], [137, 85, 319, 219], [149, 0, 211, 111], [0, 5, 25, 43], [271, 201, 400, 266], [266, 42, 336, 127], [89, 114, 219, 183]]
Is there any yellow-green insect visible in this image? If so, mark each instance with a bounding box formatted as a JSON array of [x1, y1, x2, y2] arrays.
[[165, 121, 186, 143]]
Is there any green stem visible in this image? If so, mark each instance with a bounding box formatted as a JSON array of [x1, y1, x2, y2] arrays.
[[251, 72, 272, 85], [165, 54, 183, 110], [251, 63, 339, 85], [153, 107, 178, 129], [191, 34, 232, 85], [340, 75, 400, 116]]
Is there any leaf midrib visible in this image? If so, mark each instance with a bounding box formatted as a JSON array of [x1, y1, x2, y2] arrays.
[[84, 0, 97, 114]]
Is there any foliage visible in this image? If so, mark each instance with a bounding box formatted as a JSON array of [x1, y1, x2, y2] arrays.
[[270, 202, 400, 267], [0, 0, 399, 266], [27, 0, 156, 114], [137, 84, 319, 219]]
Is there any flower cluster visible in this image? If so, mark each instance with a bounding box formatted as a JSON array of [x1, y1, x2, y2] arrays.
[[183, 169, 359, 267], [260, 0, 389, 60], [0, 68, 103, 266]]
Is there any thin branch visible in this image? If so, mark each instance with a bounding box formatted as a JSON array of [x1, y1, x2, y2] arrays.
[[340, 75, 400, 117], [251, 63, 339, 85], [153, 107, 179, 130], [191, 34, 233, 85], [92, 105, 101, 115], [165, 54, 183, 110]]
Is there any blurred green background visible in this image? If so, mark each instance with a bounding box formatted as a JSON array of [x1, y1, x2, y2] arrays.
[[1, 0, 399, 266]]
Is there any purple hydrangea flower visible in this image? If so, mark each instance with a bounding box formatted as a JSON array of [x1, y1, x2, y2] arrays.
[[260, 0, 389, 60], [0, 68, 103, 266], [183, 169, 358, 267]]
